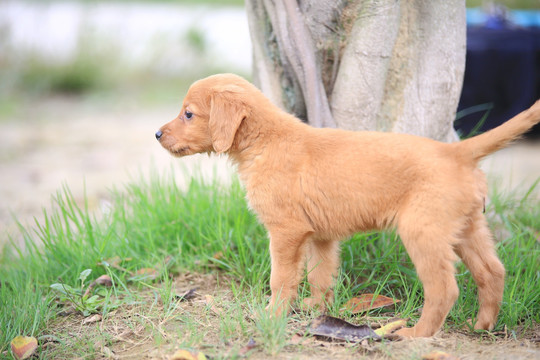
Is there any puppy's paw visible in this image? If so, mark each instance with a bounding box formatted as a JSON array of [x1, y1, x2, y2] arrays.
[[395, 325, 437, 338], [265, 299, 290, 318], [302, 297, 326, 311], [467, 318, 495, 331], [395, 326, 432, 338], [395, 327, 415, 338]]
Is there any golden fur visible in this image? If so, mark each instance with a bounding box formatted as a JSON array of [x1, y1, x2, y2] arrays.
[[156, 73, 540, 337]]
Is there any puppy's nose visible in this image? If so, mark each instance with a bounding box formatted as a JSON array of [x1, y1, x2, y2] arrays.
[[155, 130, 163, 140]]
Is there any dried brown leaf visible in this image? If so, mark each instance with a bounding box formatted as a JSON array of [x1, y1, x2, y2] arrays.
[[96, 275, 113, 286], [83, 275, 113, 297], [82, 314, 102, 325], [176, 288, 197, 302], [342, 294, 399, 314], [10, 336, 38, 360], [308, 315, 380, 342], [422, 351, 458, 360], [374, 319, 407, 336], [171, 349, 207, 360]]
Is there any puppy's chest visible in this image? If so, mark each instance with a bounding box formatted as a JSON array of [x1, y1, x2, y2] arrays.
[[241, 174, 291, 212], [239, 167, 301, 219]]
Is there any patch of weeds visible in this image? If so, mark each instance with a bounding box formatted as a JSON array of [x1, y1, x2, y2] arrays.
[[156, 270, 180, 317], [217, 301, 251, 348], [173, 312, 209, 348], [50, 269, 110, 316], [252, 302, 289, 355]]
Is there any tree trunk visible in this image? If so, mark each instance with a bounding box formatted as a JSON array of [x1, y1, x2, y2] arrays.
[[245, 0, 465, 142]]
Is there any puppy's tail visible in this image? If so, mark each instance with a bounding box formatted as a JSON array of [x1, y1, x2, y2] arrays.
[[457, 100, 540, 163]]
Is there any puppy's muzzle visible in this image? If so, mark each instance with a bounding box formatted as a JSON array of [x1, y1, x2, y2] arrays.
[[155, 130, 163, 141]]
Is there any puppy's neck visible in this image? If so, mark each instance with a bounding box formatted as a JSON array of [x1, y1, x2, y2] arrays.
[[228, 109, 302, 172]]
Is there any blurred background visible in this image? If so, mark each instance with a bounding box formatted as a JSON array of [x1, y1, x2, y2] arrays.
[[1, 0, 539, 245]]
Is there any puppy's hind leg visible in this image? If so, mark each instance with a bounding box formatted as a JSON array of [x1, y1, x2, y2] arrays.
[[395, 215, 460, 337], [455, 214, 505, 331], [303, 239, 340, 310]]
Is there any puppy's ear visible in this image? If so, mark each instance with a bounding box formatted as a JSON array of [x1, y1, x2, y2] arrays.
[[209, 86, 248, 153]]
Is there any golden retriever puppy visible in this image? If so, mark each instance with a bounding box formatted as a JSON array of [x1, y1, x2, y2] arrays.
[[156, 73, 540, 337]]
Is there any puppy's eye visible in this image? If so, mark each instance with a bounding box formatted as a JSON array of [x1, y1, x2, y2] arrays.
[[185, 111, 193, 120]]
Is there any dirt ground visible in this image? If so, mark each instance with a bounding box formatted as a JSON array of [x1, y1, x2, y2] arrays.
[[44, 271, 540, 360]]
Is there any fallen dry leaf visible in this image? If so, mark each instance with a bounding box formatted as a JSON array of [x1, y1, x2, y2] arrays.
[[342, 294, 399, 314], [422, 351, 458, 360], [95, 274, 113, 286], [170, 349, 207, 360], [83, 274, 113, 297], [176, 288, 197, 302], [82, 314, 102, 325], [308, 315, 380, 342], [374, 319, 407, 336], [10, 336, 38, 360]]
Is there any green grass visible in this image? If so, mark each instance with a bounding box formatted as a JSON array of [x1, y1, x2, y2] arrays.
[[0, 169, 539, 358]]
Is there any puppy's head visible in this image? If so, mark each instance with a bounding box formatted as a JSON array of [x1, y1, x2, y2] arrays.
[[155, 73, 252, 156]]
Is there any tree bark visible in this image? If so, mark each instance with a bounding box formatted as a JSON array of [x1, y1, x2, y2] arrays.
[[245, 0, 465, 142]]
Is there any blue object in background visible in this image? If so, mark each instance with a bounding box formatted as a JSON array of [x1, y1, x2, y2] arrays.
[[456, 9, 540, 138]]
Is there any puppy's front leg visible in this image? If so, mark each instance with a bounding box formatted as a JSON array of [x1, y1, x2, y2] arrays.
[[266, 229, 311, 316], [304, 239, 340, 310]]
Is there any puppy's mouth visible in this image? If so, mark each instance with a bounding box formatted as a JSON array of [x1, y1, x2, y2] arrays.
[[171, 146, 190, 156]]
